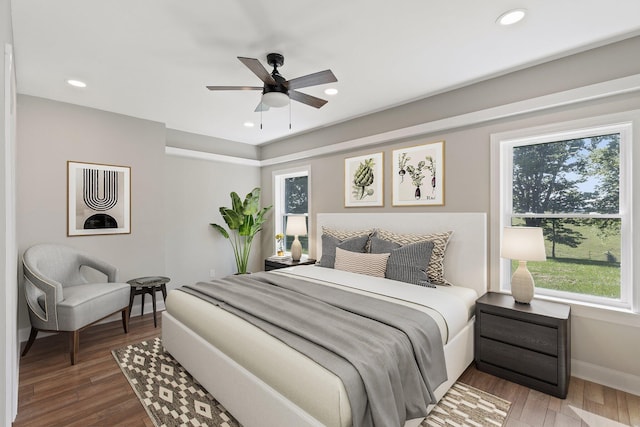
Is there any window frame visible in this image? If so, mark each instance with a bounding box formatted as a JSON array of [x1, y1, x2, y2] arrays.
[[491, 117, 633, 310], [272, 165, 311, 255]]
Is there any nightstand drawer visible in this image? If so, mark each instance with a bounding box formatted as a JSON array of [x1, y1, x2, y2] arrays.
[[480, 312, 558, 356], [477, 337, 558, 385]]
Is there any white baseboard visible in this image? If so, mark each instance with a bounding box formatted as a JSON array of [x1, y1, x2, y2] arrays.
[[572, 359, 640, 396], [18, 300, 166, 343]]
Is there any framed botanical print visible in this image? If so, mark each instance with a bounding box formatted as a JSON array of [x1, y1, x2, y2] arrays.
[[344, 152, 384, 207], [392, 141, 444, 206], [67, 161, 131, 236]]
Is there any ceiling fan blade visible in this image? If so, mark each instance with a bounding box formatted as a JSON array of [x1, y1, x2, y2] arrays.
[[238, 57, 277, 85], [286, 69, 337, 90], [254, 101, 270, 112], [289, 90, 328, 108], [206, 86, 263, 91]]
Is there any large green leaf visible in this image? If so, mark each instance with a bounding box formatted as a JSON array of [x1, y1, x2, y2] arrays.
[[230, 192, 243, 214], [220, 207, 244, 230], [210, 223, 229, 239], [242, 188, 261, 216], [239, 214, 254, 236]]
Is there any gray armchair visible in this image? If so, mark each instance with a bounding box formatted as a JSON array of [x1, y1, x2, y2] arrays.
[[21, 244, 131, 365]]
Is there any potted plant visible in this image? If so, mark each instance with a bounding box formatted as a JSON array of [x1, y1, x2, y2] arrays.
[[210, 187, 272, 274]]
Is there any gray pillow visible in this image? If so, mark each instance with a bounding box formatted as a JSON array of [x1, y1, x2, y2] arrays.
[[369, 236, 401, 253], [372, 238, 435, 287], [318, 234, 370, 268]]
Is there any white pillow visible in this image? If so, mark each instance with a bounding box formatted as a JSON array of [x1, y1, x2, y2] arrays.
[[334, 247, 390, 278]]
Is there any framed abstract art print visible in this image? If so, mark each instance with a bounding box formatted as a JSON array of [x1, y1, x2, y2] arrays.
[[67, 161, 131, 236]]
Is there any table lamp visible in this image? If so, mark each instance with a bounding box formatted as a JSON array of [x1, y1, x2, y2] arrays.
[[286, 216, 307, 262], [501, 226, 546, 304]]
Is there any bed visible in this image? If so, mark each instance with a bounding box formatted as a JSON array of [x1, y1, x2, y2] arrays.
[[162, 212, 487, 427]]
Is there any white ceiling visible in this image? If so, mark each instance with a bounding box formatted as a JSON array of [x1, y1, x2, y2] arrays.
[[11, 1, 640, 146]]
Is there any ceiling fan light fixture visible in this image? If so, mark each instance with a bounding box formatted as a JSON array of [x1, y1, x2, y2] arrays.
[[262, 91, 289, 108], [324, 88, 338, 96]]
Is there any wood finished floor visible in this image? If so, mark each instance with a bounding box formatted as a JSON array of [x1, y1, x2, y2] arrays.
[[14, 313, 640, 427]]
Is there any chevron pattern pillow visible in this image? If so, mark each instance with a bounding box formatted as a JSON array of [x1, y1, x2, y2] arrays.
[[375, 229, 453, 285], [321, 226, 374, 241]]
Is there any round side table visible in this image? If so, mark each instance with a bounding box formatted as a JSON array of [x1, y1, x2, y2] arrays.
[[127, 276, 170, 328]]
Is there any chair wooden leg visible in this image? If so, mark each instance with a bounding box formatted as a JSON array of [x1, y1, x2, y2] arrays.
[[21, 327, 39, 357], [70, 330, 80, 365], [122, 306, 130, 333]]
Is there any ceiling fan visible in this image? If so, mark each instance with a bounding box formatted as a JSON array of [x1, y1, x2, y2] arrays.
[[206, 53, 337, 112]]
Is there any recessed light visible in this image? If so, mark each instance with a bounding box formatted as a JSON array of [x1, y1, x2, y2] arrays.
[[324, 88, 338, 96], [66, 79, 87, 88], [243, 121, 255, 128], [497, 9, 526, 26]]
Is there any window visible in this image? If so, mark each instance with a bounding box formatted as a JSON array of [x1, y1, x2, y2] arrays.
[[495, 121, 632, 309], [273, 166, 310, 255]]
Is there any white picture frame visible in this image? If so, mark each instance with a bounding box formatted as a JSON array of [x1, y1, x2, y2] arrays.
[[392, 141, 444, 206], [344, 152, 384, 207], [67, 161, 131, 236]]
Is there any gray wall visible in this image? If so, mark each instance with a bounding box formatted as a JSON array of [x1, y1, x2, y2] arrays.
[[164, 154, 261, 287], [15, 95, 262, 335], [16, 95, 167, 328]]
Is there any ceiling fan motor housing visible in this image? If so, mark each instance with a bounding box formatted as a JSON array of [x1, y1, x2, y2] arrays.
[[264, 53, 288, 95], [266, 52, 284, 68]]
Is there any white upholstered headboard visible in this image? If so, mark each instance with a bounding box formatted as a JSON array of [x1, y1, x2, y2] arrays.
[[316, 212, 487, 297]]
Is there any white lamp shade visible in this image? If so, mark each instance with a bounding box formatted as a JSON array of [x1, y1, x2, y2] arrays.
[[285, 216, 307, 236], [501, 227, 546, 261], [262, 91, 289, 108]]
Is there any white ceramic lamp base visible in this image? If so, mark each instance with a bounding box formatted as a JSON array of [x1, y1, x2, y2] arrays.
[[511, 260, 535, 304], [291, 236, 302, 261]]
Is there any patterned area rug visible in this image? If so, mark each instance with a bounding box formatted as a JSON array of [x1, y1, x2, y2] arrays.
[[113, 338, 510, 427]]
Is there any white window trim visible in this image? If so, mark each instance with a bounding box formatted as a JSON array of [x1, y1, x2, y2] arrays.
[[491, 111, 637, 314], [272, 165, 311, 255]]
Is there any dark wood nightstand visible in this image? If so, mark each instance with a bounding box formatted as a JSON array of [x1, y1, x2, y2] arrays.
[[264, 257, 317, 271], [474, 292, 571, 398]]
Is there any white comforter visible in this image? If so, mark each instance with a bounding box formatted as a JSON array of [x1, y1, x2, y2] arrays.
[[164, 265, 477, 427], [274, 265, 477, 343]]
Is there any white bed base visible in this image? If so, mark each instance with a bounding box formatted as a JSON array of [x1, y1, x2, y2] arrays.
[[162, 311, 474, 427], [163, 212, 486, 427]]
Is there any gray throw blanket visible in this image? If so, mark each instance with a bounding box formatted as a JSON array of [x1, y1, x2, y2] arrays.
[[180, 271, 447, 427]]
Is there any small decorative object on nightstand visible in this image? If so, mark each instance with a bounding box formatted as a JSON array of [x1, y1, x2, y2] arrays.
[[275, 233, 285, 256], [501, 226, 546, 304], [286, 216, 307, 262], [265, 257, 316, 271], [475, 292, 571, 398]]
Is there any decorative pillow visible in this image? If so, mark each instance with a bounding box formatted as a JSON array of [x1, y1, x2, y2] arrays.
[[318, 234, 370, 268], [334, 247, 390, 278], [385, 241, 435, 287], [374, 229, 453, 285], [321, 226, 373, 241], [369, 236, 401, 253]]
